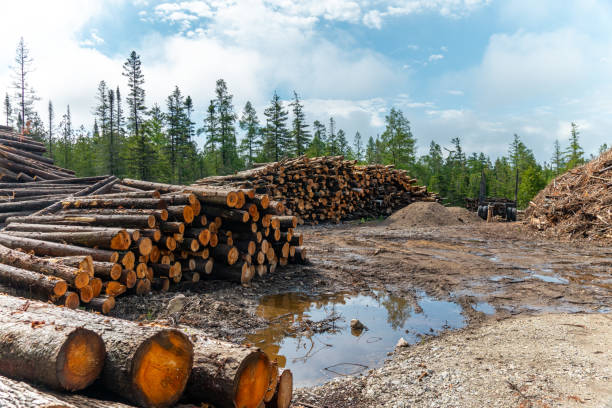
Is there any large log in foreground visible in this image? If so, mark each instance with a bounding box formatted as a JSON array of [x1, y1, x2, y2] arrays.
[[0, 295, 194, 408], [184, 335, 271, 408], [0, 317, 105, 391]]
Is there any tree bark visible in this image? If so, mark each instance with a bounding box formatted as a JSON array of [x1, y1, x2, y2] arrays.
[[0, 263, 67, 299], [0, 244, 89, 289], [2, 230, 131, 251], [6, 214, 156, 229], [0, 295, 194, 408], [0, 314, 105, 391], [0, 233, 118, 262]]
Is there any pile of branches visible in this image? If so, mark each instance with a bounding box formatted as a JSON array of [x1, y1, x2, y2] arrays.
[[526, 148, 612, 242], [0, 178, 306, 315], [0, 293, 292, 408], [194, 156, 440, 224]]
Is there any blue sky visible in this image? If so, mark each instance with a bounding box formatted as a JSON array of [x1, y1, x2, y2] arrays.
[[1, 0, 611, 162]]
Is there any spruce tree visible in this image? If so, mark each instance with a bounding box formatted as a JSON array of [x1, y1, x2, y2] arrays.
[[336, 129, 350, 157], [11, 37, 39, 131], [108, 88, 116, 175], [122, 51, 147, 179], [564, 122, 584, 170], [354, 131, 363, 162], [3, 93, 11, 127], [61, 105, 72, 168], [307, 120, 326, 157], [290, 91, 310, 156], [551, 139, 564, 176], [239, 101, 261, 166], [327, 117, 337, 155], [47, 101, 54, 156], [166, 86, 188, 183], [366, 135, 377, 163], [380, 108, 415, 169], [203, 100, 220, 174], [262, 91, 290, 162], [214, 79, 238, 173]]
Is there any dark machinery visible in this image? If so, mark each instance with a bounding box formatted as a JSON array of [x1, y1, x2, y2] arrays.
[[466, 170, 517, 222]]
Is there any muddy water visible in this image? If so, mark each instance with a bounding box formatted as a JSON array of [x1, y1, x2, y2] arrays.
[[246, 291, 466, 387]]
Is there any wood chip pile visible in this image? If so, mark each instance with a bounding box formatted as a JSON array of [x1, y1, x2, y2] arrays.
[[526, 148, 612, 242], [194, 155, 440, 224]]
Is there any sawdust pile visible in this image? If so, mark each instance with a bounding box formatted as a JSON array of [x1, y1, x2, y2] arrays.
[[383, 202, 482, 228], [526, 148, 612, 242]]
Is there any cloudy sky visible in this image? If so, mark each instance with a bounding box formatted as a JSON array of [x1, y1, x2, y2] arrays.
[[1, 0, 610, 161]]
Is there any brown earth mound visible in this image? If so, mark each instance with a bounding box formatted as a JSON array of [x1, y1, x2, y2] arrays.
[[383, 202, 481, 228], [526, 148, 612, 242]]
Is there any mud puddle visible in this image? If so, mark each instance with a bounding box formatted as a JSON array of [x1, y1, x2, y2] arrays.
[[246, 290, 465, 387]]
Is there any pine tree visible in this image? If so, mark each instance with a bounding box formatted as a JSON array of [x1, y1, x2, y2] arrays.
[[122, 51, 147, 179], [214, 79, 238, 173], [11, 37, 39, 132], [366, 135, 377, 163], [262, 91, 290, 162], [47, 101, 54, 157], [61, 105, 72, 168], [354, 131, 363, 162], [307, 120, 326, 157], [239, 101, 261, 166], [551, 139, 564, 176], [166, 86, 188, 183], [290, 91, 310, 156], [143, 104, 171, 182], [327, 117, 337, 155], [108, 88, 117, 175], [380, 108, 415, 169], [336, 129, 350, 157], [3, 93, 11, 127], [203, 100, 220, 174], [565, 122, 584, 170], [115, 86, 124, 137]]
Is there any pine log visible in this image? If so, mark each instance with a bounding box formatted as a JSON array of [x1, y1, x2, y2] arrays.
[[55, 291, 80, 309], [48, 256, 95, 277], [0, 313, 104, 392], [121, 178, 186, 193], [184, 335, 271, 408], [265, 370, 293, 408], [60, 197, 166, 210], [0, 263, 67, 299], [6, 214, 156, 229], [0, 295, 194, 408], [0, 244, 89, 289], [2, 230, 131, 250], [0, 233, 118, 262]]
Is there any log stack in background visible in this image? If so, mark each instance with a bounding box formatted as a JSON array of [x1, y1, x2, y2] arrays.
[[0, 178, 307, 314], [193, 155, 440, 224]]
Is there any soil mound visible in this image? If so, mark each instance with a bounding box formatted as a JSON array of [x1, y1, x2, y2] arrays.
[[384, 202, 481, 228], [446, 206, 484, 224], [526, 148, 612, 242]]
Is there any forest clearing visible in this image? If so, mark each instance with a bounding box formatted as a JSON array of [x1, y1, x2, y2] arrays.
[[0, 123, 609, 408], [2, 3, 612, 406]]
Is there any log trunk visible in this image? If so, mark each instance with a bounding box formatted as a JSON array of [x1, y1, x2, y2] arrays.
[[185, 335, 271, 408], [0, 244, 89, 289], [6, 214, 157, 229], [0, 263, 67, 299], [0, 295, 194, 408], [265, 370, 293, 408], [2, 230, 131, 251], [0, 313, 105, 391], [0, 233, 118, 262]]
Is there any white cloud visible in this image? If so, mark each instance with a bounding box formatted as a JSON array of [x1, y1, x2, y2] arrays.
[[428, 54, 444, 62], [447, 90, 463, 96]]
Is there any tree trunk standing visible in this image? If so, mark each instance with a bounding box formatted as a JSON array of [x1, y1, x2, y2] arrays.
[[0, 315, 105, 391], [0, 295, 194, 408]]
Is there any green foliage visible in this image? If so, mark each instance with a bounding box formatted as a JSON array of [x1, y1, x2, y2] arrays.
[[564, 122, 584, 170], [239, 101, 262, 166], [262, 91, 290, 162], [380, 108, 416, 169], [290, 91, 310, 156]]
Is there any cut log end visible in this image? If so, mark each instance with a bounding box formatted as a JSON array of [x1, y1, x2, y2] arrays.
[[273, 370, 293, 408], [53, 280, 68, 298], [132, 329, 194, 408], [74, 271, 90, 289], [234, 352, 271, 408], [57, 328, 106, 391]]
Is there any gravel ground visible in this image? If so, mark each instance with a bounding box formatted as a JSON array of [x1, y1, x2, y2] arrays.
[[293, 313, 612, 408]]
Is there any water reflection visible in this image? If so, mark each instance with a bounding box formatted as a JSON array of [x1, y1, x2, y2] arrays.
[[246, 290, 465, 387]]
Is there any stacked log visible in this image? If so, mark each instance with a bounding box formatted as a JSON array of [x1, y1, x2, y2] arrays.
[[194, 155, 440, 224], [0, 179, 307, 312], [0, 294, 278, 408]]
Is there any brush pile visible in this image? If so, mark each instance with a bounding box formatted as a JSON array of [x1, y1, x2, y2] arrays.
[[0, 178, 306, 314], [526, 148, 612, 242], [194, 155, 440, 224]]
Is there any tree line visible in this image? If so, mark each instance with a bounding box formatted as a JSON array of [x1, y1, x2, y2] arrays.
[[4, 38, 605, 208]]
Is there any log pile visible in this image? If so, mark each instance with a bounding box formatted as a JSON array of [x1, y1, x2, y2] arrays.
[[0, 294, 290, 408], [0, 178, 306, 314], [526, 148, 612, 242], [194, 155, 440, 224]]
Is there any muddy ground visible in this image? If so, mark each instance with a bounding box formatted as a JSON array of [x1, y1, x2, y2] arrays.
[[111, 220, 611, 406]]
